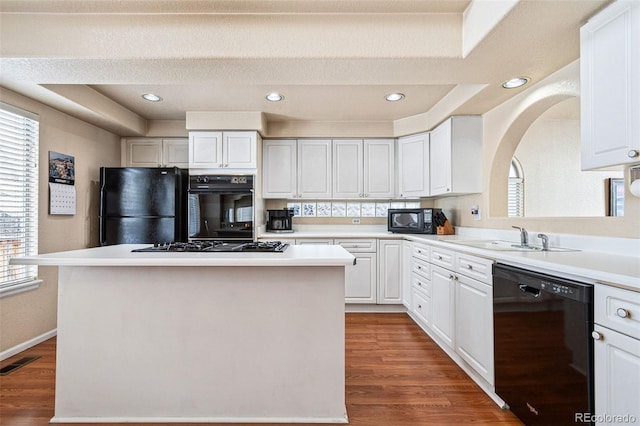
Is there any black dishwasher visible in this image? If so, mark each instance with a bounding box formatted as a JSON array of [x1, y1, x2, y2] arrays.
[[493, 263, 594, 426]]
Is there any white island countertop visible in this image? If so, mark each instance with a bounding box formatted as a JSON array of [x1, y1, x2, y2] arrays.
[[10, 243, 355, 267]]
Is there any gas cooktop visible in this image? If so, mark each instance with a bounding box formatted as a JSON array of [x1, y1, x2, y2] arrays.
[[132, 241, 289, 253]]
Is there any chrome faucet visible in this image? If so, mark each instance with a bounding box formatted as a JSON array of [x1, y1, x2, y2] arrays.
[[537, 233, 550, 251], [512, 226, 529, 247]]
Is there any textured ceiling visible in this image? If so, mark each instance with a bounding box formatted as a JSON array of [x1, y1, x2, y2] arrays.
[[0, 0, 612, 136]]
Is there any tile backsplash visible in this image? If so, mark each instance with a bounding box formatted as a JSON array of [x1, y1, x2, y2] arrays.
[[264, 199, 427, 225]]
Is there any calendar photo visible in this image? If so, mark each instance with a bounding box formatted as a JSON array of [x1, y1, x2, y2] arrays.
[[49, 151, 75, 185]]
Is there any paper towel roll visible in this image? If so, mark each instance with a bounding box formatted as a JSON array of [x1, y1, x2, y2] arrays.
[[630, 179, 640, 197]]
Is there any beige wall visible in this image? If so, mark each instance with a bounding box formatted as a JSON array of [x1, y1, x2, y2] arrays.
[[0, 88, 121, 353], [435, 60, 640, 238]]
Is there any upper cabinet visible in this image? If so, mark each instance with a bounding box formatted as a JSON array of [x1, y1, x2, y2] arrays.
[[397, 132, 430, 198], [262, 139, 332, 199], [581, 0, 640, 170], [189, 131, 258, 171], [332, 139, 395, 199], [429, 116, 482, 196], [122, 138, 189, 168]]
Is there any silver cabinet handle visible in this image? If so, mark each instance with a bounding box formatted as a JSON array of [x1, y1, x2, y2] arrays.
[[467, 264, 473, 270], [417, 249, 422, 254], [616, 308, 630, 319], [418, 304, 422, 309], [628, 150, 639, 158], [453, 275, 459, 281], [592, 331, 602, 340], [438, 255, 443, 260], [449, 274, 454, 280]]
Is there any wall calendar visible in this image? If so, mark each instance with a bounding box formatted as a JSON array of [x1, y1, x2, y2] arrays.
[[48, 151, 76, 215]]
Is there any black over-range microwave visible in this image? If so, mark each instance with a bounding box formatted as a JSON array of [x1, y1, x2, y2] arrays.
[[387, 208, 442, 234]]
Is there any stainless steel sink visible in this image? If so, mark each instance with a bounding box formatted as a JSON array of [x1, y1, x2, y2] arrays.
[[447, 240, 579, 252]]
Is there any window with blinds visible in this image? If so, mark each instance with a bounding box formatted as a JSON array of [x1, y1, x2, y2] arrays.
[[508, 158, 524, 217], [0, 103, 39, 290]]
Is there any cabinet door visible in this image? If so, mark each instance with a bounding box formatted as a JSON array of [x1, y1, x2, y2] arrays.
[[397, 133, 429, 198], [455, 275, 494, 385], [401, 241, 413, 308], [263, 140, 297, 199], [298, 139, 332, 199], [162, 139, 189, 168], [364, 139, 395, 198], [345, 252, 377, 304], [431, 265, 455, 348], [377, 240, 403, 304], [124, 139, 162, 167], [581, 1, 640, 169], [332, 139, 363, 199], [430, 118, 453, 195], [189, 131, 222, 168], [223, 131, 257, 169], [593, 325, 640, 425]]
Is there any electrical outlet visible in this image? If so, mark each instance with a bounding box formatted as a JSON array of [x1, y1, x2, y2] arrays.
[[352, 218, 361, 224]]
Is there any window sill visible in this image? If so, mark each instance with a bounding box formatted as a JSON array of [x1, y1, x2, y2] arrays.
[[0, 279, 44, 299]]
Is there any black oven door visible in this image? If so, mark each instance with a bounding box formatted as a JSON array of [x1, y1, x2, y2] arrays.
[[188, 191, 253, 240]]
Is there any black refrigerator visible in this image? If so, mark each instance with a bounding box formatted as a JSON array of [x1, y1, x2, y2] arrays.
[[99, 167, 188, 245]]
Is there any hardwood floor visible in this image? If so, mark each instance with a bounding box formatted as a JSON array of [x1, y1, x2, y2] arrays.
[[0, 313, 522, 425]]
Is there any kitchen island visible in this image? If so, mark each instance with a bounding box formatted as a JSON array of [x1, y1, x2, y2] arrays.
[[11, 244, 354, 424]]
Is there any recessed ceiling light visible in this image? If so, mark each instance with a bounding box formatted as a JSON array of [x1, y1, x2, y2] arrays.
[[385, 93, 405, 102], [266, 92, 284, 102], [142, 93, 162, 102], [502, 77, 530, 89]]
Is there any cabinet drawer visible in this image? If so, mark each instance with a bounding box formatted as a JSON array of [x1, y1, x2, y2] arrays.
[[412, 244, 430, 262], [455, 253, 493, 284], [295, 239, 334, 245], [412, 257, 430, 279], [431, 247, 455, 269], [412, 287, 430, 326], [412, 272, 431, 297], [335, 239, 376, 253], [595, 285, 640, 340]]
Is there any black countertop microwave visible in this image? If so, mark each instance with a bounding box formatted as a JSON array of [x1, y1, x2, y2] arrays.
[[387, 208, 441, 234]]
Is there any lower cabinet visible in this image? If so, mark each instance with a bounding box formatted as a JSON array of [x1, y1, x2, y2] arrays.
[[455, 274, 494, 384], [407, 244, 495, 387], [593, 284, 640, 425], [401, 241, 413, 308], [336, 239, 377, 304], [377, 239, 403, 304], [430, 264, 456, 349]]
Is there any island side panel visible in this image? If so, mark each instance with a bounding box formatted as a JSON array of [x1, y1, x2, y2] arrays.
[[54, 265, 347, 423]]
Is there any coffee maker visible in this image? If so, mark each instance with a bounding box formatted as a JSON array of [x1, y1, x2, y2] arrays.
[[266, 208, 295, 233]]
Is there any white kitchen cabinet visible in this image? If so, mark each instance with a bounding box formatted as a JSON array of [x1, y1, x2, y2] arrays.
[[189, 131, 257, 171], [401, 240, 413, 308], [581, 0, 640, 169], [122, 138, 188, 168], [297, 139, 332, 199], [262, 139, 297, 198], [262, 139, 331, 199], [455, 274, 494, 385], [429, 116, 482, 196], [593, 284, 640, 424], [377, 239, 403, 304], [430, 264, 456, 348], [332, 139, 395, 199], [397, 132, 430, 198], [336, 239, 378, 304]]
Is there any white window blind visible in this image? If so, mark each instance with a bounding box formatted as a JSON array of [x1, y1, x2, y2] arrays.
[[0, 103, 39, 289], [508, 158, 524, 217]]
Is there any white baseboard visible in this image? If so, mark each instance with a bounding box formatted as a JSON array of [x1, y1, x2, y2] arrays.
[[0, 329, 57, 361]]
